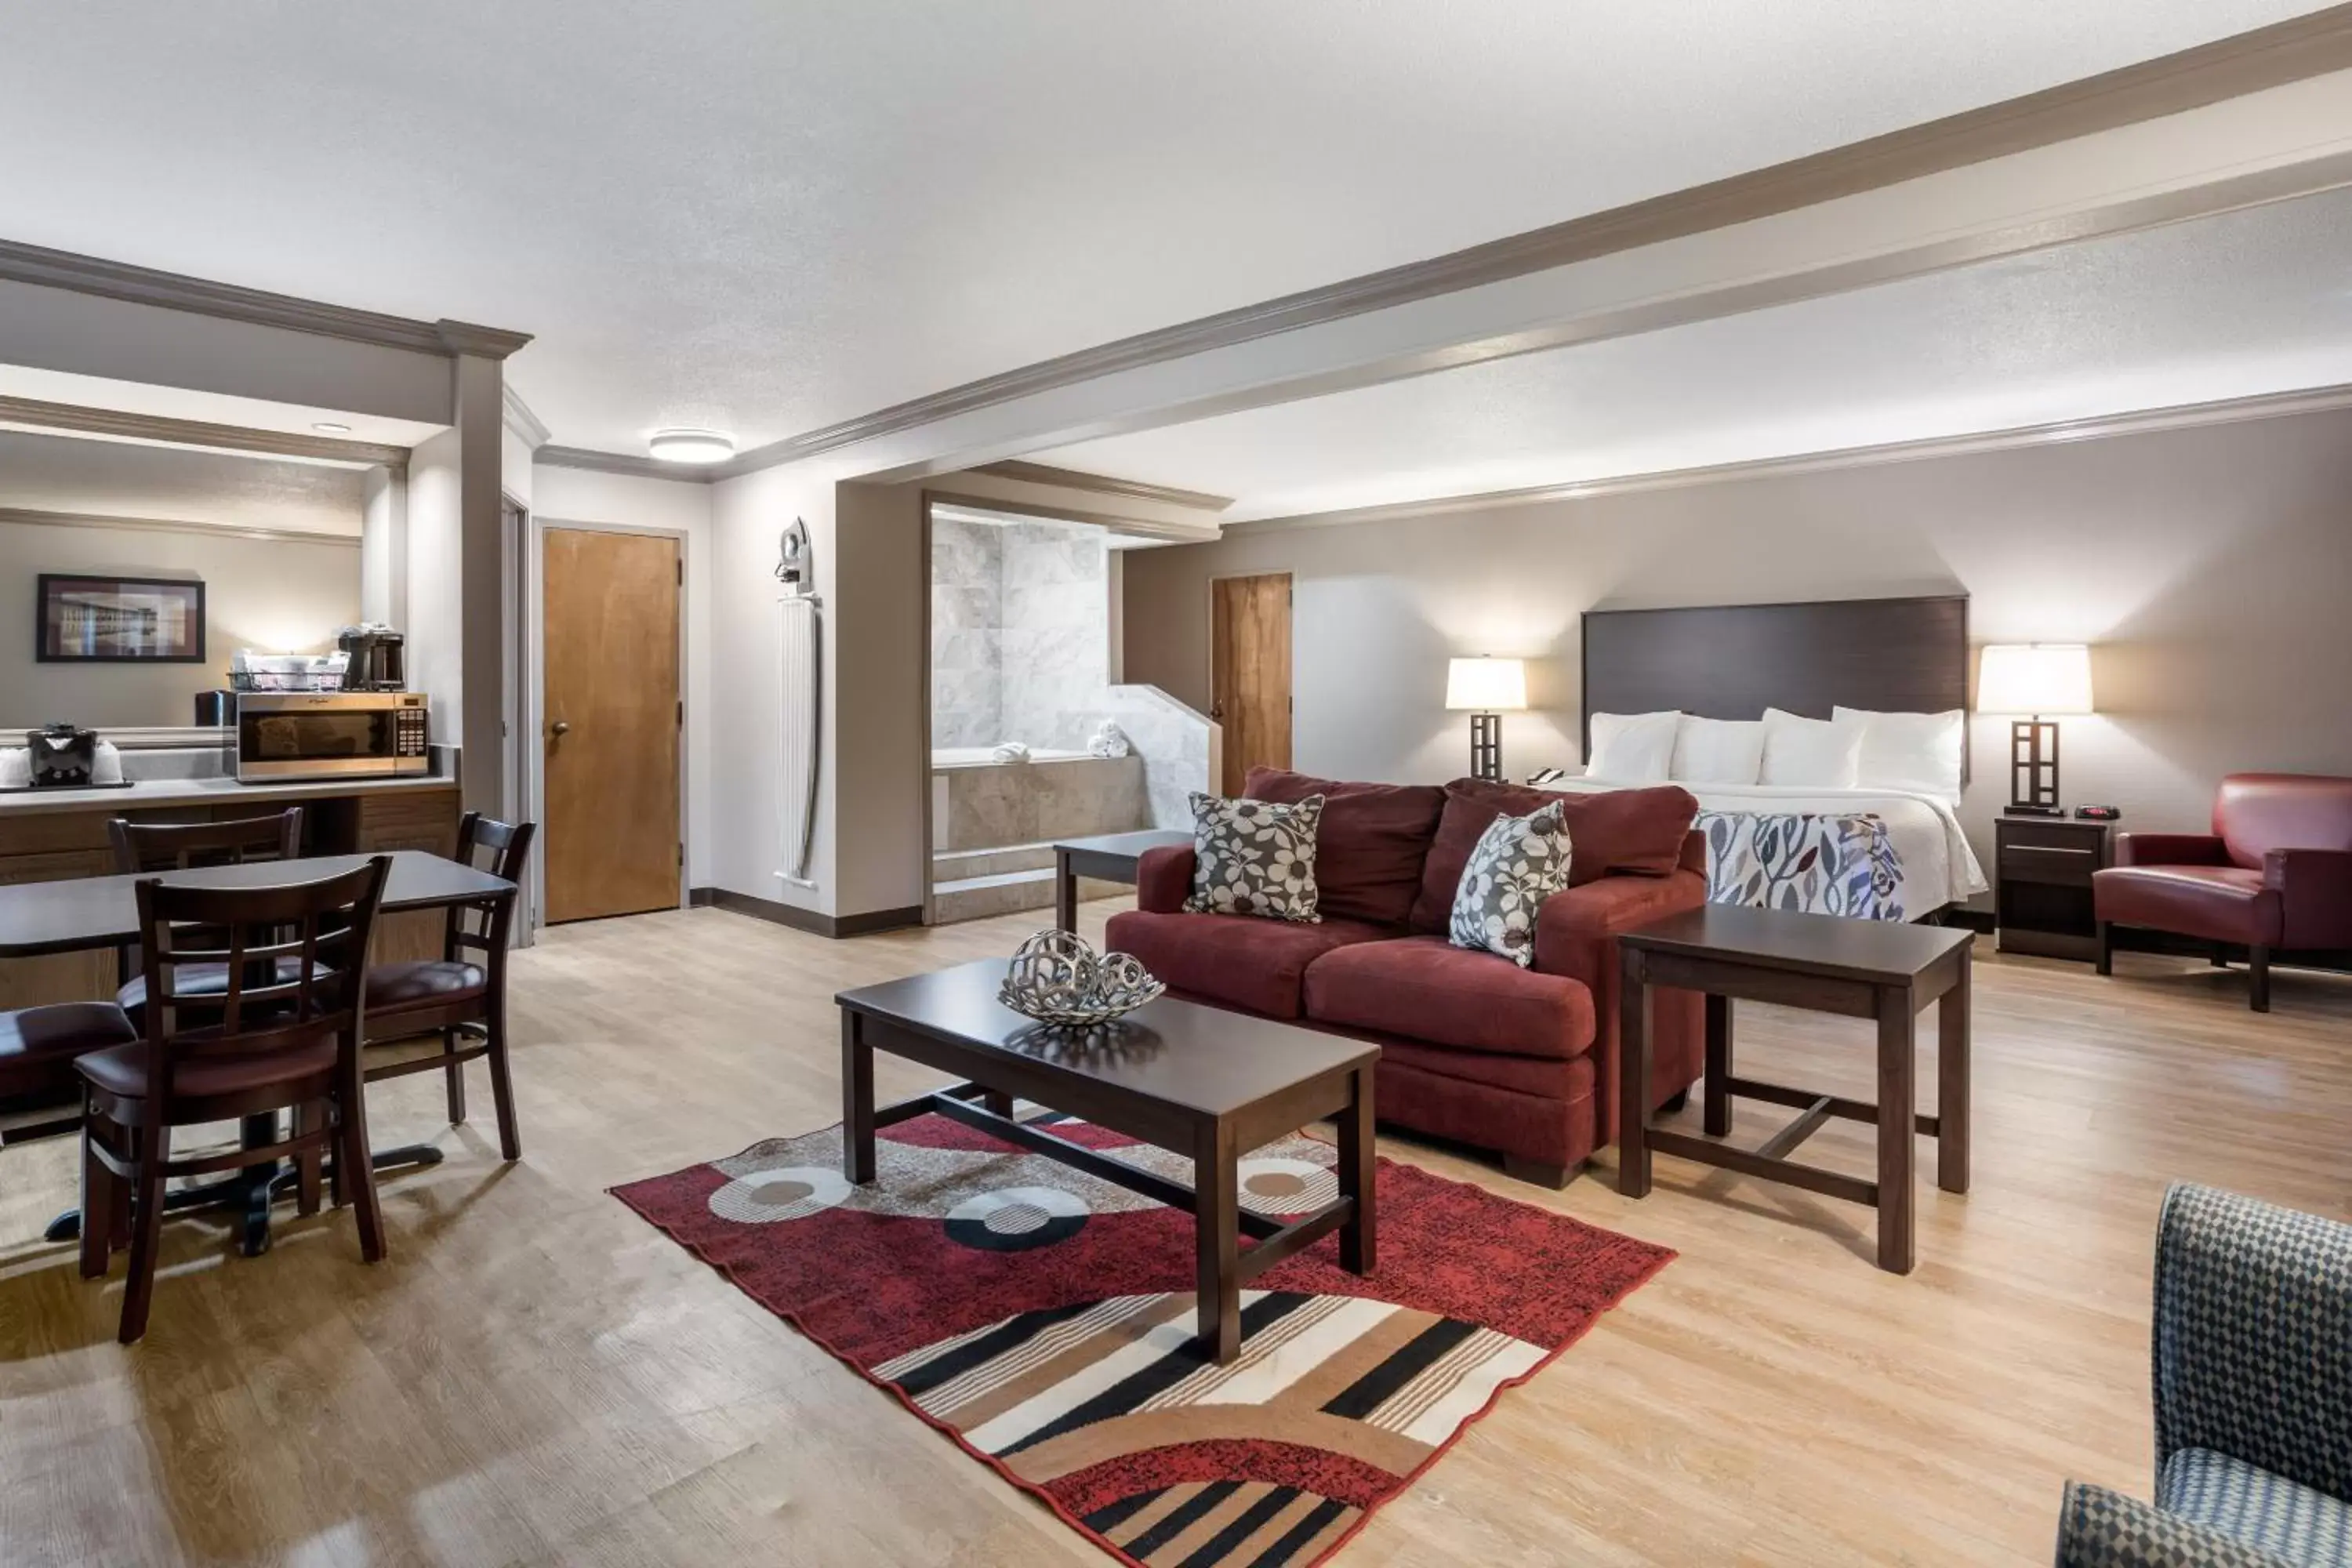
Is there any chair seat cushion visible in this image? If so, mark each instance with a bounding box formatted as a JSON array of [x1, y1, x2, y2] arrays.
[[0, 1002, 138, 1110], [367, 960, 488, 1010], [1303, 935, 1597, 1061], [1103, 910, 1392, 1020], [2095, 866, 2284, 946], [75, 1038, 339, 1102], [2160, 1447, 2352, 1562]]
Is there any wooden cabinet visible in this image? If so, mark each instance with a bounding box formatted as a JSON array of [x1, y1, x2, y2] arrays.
[[0, 784, 463, 1007], [1994, 815, 2111, 962]]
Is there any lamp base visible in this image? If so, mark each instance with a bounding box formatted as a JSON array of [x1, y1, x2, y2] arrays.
[[2009, 717, 2062, 813], [1469, 712, 1502, 783]]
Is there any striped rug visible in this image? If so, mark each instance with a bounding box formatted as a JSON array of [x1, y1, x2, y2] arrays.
[[613, 1112, 1671, 1567]]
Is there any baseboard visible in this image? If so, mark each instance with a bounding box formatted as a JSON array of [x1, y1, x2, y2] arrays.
[[689, 886, 923, 939]]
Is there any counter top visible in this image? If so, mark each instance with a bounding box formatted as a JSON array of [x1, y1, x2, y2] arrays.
[[0, 772, 458, 818]]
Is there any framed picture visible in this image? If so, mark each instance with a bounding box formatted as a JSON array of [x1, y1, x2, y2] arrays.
[[36, 574, 207, 664]]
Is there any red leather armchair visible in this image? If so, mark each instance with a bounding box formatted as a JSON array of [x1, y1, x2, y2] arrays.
[[2094, 773, 2352, 1011]]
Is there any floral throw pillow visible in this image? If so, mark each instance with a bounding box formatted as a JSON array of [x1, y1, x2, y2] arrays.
[[1184, 792, 1325, 922], [1448, 802, 1573, 966]]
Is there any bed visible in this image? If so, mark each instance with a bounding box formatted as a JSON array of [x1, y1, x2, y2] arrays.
[[1576, 593, 1987, 922]]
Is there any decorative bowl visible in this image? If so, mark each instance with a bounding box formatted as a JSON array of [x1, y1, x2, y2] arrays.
[[998, 929, 1165, 1027]]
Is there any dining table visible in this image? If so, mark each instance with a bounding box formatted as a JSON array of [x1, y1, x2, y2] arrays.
[[0, 849, 517, 1255]]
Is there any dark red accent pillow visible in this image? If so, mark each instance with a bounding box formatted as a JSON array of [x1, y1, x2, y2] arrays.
[[1244, 767, 1446, 930], [1407, 778, 1700, 935]]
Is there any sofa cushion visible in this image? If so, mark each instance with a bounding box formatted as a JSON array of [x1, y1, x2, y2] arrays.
[[1184, 791, 1326, 922], [1245, 767, 1444, 929], [1304, 935, 1596, 1061], [2095, 865, 2283, 947], [1105, 909, 1391, 1020], [1408, 779, 1698, 933]]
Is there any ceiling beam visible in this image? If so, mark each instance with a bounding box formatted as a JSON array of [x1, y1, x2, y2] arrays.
[[0, 393, 410, 469], [0, 237, 531, 360], [714, 6, 2352, 482]]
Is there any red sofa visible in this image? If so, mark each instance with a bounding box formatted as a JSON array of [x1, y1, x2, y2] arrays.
[[1106, 768, 1706, 1186], [2095, 771, 2352, 1012]]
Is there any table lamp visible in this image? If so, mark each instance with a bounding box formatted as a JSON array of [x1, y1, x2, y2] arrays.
[[1445, 657, 1526, 783], [1977, 643, 2092, 815]]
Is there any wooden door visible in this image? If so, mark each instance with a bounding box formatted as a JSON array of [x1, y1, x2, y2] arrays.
[[543, 528, 681, 924], [1210, 573, 1292, 795]]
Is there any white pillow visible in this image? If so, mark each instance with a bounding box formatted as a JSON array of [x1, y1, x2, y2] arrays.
[[1585, 710, 1680, 783], [1834, 706, 1963, 802], [1669, 716, 1766, 786], [1759, 707, 1863, 788]]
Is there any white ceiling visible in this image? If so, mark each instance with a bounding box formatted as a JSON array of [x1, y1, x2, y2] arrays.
[[1040, 186, 2352, 520], [0, 428, 365, 536], [0, 2, 2328, 458], [0, 365, 445, 449]]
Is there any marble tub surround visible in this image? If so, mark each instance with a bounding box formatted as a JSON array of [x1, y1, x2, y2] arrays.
[[928, 514, 1112, 753], [931, 753, 1146, 854], [1099, 684, 1217, 830]]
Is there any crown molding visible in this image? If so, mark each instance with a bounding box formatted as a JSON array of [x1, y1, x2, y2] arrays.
[[971, 459, 1232, 513], [0, 394, 410, 470], [0, 237, 531, 360], [720, 7, 2352, 479], [920, 487, 1220, 543], [535, 443, 717, 483], [501, 383, 551, 449], [0, 505, 361, 546], [1221, 381, 2352, 537]]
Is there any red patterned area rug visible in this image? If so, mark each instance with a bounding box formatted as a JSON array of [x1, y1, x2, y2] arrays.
[[612, 1112, 1671, 1568]]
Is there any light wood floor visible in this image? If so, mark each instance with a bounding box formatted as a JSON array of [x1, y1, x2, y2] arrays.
[[2, 901, 2347, 1567]]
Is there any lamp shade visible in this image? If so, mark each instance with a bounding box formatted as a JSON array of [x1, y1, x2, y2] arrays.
[[1445, 656, 1527, 711], [1977, 644, 2093, 715]]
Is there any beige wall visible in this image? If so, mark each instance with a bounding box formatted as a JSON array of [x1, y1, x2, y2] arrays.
[[0, 514, 358, 729], [1121, 404, 2352, 874]]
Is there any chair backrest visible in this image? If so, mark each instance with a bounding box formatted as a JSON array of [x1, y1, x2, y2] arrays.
[[110, 808, 304, 873], [445, 812, 536, 964], [134, 856, 389, 1067], [2212, 774, 2352, 867]]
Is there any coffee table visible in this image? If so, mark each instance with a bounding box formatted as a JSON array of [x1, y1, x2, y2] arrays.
[[1050, 829, 1190, 931], [1616, 904, 1973, 1274], [836, 959, 1378, 1363]]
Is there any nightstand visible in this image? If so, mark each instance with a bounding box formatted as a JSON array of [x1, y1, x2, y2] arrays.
[[1994, 815, 2112, 961]]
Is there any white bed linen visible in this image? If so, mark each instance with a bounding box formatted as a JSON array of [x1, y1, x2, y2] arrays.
[[1549, 778, 1987, 915]]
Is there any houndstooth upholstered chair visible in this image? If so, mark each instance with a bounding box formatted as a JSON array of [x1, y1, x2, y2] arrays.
[[2056, 1184, 2352, 1566]]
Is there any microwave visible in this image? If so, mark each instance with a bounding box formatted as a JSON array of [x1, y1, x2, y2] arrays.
[[235, 691, 430, 783]]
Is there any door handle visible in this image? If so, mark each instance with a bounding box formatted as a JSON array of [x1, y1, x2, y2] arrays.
[[550, 720, 571, 738], [1209, 703, 1225, 720]]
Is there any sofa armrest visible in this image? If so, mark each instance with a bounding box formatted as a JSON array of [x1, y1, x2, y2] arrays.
[[1134, 845, 1195, 914], [2055, 1483, 2296, 1568], [1532, 869, 1708, 980], [2263, 848, 2352, 948], [2154, 1183, 2352, 1502], [2114, 833, 2228, 868]]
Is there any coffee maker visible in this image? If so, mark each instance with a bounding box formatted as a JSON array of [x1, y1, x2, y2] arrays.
[[337, 624, 407, 691]]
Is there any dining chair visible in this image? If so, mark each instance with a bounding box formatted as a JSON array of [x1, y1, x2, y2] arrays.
[[77, 855, 390, 1344], [0, 1002, 140, 1180], [108, 808, 307, 1023], [362, 813, 535, 1160]]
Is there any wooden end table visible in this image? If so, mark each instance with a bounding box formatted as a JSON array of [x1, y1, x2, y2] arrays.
[[836, 959, 1377, 1363], [1616, 906, 1973, 1273], [1050, 829, 1190, 930]]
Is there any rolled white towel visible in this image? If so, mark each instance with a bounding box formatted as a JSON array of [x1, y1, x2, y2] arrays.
[[1086, 720, 1132, 759], [990, 741, 1032, 764]]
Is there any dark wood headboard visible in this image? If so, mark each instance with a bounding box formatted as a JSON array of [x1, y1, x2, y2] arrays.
[[1579, 593, 1969, 766]]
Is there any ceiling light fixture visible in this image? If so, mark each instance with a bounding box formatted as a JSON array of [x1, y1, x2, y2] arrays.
[[312, 421, 352, 434], [648, 428, 735, 465]]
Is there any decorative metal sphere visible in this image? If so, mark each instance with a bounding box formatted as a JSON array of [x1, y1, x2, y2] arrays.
[[998, 929, 1164, 1026]]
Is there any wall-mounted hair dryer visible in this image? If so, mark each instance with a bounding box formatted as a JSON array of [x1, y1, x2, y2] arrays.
[[775, 516, 815, 595]]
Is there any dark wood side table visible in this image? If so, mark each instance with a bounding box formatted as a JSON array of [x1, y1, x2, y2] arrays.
[[1617, 906, 1973, 1274], [1994, 815, 2111, 961], [837, 959, 1377, 1363], [1051, 829, 1190, 931]]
